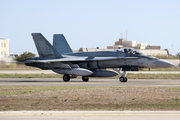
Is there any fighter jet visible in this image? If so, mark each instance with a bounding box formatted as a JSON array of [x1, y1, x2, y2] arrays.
[[24, 33, 174, 82]]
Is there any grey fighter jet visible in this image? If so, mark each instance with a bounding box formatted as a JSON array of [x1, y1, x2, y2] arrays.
[[24, 33, 174, 82]]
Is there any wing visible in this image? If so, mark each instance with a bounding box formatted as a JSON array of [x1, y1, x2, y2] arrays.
[[24, 57, 138, 63]]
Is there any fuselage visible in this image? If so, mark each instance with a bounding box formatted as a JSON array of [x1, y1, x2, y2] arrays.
[[62, 49, 173, 69]]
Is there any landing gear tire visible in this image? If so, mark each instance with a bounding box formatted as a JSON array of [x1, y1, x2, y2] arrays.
[[119, 77, 127, 82], [82, 76, 89, 82], [119, 77, 124, 82], [124, 77, 127, 82], [63, 75, 70, 82]]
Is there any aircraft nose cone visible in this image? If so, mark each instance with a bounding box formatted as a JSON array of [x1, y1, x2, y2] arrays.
[[155, 59, 175, 68]]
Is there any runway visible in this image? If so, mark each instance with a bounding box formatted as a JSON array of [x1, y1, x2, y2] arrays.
[[0, 111, 180, 120], [0, 70, 180, 74], [0, 78, 180, 87]]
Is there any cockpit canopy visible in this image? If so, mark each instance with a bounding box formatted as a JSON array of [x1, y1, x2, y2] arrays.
[[116, 48, 142, 55]]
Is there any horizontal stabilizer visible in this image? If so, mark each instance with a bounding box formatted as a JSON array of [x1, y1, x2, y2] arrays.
[[10, 61, 37, 64]]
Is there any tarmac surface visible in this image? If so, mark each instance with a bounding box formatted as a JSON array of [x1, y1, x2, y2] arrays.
[[0, 70, 180, 74], [0, 78, 180, 87], [0, 111, 180, 120]]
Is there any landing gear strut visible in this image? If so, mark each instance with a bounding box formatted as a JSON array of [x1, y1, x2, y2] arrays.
[[113, 69, 128, 82], [82, 76, 89, 82], [63, 75, 70, 82]]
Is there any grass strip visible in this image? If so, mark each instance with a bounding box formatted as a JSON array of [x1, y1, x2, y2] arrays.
[[0, 86, 180, 111]]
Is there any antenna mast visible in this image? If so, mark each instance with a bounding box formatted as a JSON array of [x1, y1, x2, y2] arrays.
[[126, 30, 127, 40]]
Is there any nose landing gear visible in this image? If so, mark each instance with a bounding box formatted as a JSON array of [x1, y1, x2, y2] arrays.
[[113, 69, 128, 82], [119, 76, 127, 82]]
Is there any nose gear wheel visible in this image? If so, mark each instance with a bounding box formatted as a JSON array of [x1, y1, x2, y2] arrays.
[[119, 76, 127, 82]]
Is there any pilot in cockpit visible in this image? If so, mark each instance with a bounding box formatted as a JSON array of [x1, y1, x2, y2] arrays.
[[123, 48, 141, 54], [116, 48, 142, 55]]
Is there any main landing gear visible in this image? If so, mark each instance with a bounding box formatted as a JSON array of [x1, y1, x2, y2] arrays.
[[113, 69, 128, 82], [63, 75, 89, 82], [82, 76, 89, 82], [63, 75, 70, 82]]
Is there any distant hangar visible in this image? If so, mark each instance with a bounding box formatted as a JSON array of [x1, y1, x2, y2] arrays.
[[79, 38, 169, 56]]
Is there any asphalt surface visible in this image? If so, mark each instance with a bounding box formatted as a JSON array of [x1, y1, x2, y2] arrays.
[[0, 111, 180, 120], [0, 70, 180, 74], [0, 78, 180, 87]]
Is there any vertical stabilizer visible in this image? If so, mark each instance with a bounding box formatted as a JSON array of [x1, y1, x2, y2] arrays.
[[32, 33, 62, 58], [53, 34, 72, 54]]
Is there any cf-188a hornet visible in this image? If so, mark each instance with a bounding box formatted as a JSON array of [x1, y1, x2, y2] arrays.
[[23, 33, 174, 82]]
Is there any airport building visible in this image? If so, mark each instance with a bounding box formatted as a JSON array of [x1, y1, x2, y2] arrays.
[[107, 38, 160, 50], [0, 38, 9, 57], [0, 38, 12, 64], [79, 38, 169, 56], [107, 38, 169, 56]]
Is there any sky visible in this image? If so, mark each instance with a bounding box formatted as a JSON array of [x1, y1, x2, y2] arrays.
[[1, 0, 180, 55]]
